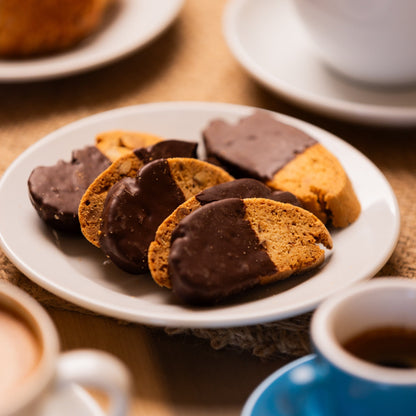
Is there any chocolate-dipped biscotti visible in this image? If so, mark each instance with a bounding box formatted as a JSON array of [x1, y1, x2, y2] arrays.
[[203, 111, 361, 228], [79, 139, 198, 247], [168, 198, 333, 305], [99, 157, 233, 274], [28, 146, 111, 232], [148, 178, 303, 289]]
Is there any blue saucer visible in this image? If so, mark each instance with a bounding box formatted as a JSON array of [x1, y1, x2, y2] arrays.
[[242, 354, 318, 416]]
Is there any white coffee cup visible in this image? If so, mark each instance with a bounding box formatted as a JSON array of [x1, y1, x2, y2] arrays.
[[292, 0, 416, 86], [0, 281, 131, 416]]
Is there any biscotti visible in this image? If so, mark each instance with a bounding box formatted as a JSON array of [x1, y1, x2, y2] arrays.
[[149, 178, 303, 289], [79, 139, 197, 247], [203, 111, 361, 228], [99, 157, 233, 273], [168, 198, 333, 305], [28, 146, 110, 232], [95, 130, 163, 162]]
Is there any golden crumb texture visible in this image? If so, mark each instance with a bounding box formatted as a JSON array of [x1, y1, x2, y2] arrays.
[[269, 143, 361, 228]]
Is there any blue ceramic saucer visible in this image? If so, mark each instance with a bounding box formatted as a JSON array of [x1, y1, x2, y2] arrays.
[[242, 354, 319, 416]]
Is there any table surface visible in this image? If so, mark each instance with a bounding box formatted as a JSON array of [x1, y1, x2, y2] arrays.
[[1, 1, 416, 415]]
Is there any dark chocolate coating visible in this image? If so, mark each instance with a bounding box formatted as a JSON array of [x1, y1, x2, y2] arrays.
[[169, 198, 277, 305], [270, 190, 304, 208], [28, 146, 110, 232], [195, 178, 303, 208], [100, 159, 185, 273], [133, 139, 197, 163], [203, 111, 317, 181]]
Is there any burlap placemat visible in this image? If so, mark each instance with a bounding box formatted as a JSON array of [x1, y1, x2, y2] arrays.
[[1, 0, 416, 359]]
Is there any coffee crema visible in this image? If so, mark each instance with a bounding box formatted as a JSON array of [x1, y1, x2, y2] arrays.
[[0, 308, 41, 399], [343, 327, 416, 369]]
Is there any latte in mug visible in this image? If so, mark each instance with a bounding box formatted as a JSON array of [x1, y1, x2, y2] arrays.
[[343, 326, 416, 369], [0, 307, 42, 400], [0, 281, 131, 416]]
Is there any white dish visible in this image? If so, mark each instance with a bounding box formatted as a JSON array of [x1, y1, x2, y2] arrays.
[[223, 0, 416, 126], [0, 0, 184, 82], [0, 102, 399, 328], [42, 384, 104, 416]]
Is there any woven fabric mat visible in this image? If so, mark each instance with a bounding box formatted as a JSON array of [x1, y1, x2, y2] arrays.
[[1, 0, 416, 359]]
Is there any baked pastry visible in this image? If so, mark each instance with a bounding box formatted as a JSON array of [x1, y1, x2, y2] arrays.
[[95, 130, 163, 162], [28, 146, 110, 232], [79, 139, 197, 247], [203, 111, 361, 228], [168, 198, 333, 305], [99, 158, 233, 273], [0, 0, 114, 56], [149, 178, 303, 288]]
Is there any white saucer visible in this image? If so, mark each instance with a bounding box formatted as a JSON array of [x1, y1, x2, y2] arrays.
[[223, 0, 416, 126], [0, 0, 184, 82], [41, 384, 104, 416]]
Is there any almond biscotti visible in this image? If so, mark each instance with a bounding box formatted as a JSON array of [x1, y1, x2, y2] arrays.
[[168, 198, 333, 305], [203, 111, 360, 228], [28, 146, 111, 232], [148, 178, 303, 289], [99, 157, 233, 273], [79, 140, 197, 247]]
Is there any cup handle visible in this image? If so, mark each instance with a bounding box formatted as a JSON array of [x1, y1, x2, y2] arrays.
[[276, 356, 331, 416], [54, 349, 132, 416]]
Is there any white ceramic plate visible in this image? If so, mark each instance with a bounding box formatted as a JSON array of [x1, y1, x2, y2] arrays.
[[42, 384, 104, 416], [223, 0, 416, 126], [0, 102, 399, 328], [0, 0, 184, 82]]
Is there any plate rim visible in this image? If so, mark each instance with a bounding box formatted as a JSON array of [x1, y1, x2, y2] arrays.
[[223, 0, 416, 126], [0, 101, 400, 328], [0, 0, 184, 83]]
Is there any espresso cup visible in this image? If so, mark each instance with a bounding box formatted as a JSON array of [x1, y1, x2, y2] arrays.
[[0, 281, 131, 416], [292, 0, 416, 86], [275, 278, 416, 415]]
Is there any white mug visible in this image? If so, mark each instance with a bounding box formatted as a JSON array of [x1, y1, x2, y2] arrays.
[[0, 281, 131, 416], [292, 0, 416, 86]]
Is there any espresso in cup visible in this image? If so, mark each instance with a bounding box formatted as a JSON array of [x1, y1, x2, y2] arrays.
[[0, 307, 42, 400], [344, 326, 416, 369], [269, 278, 416, 416]]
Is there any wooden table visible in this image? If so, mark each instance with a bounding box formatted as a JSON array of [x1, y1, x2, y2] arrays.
[[1, 0, 416, 414], [50, 308, 290, 415]]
